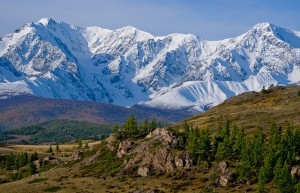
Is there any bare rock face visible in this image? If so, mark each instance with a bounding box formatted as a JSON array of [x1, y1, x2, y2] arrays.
[[117, 141, 132, 158], [291, 165, 300, 178]]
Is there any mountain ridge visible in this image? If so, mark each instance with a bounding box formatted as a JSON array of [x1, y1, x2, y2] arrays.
[[0, 18, 299, 112]]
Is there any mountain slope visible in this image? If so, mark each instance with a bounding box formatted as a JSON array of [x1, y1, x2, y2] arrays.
[[0, 95, 188, 130], [184, 85, 300, 132], [0, 19, 300, 112]]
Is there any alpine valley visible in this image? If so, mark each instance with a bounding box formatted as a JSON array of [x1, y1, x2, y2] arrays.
[[1, 18, 300, 113]]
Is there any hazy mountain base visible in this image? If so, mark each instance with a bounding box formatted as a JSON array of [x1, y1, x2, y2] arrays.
[[0, 95, 189, 130]]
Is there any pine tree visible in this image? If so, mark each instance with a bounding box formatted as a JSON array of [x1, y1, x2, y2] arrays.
[[262, 150, 276, 183], [78, 140, 82, 149], [150, 118, 157, 130], [30, 151, 38, 162], [18, 152, 27, 167], [274, 160, 293, 193], [6, 152, 14, 170], [123, 114, 138, 138], [47, 145, 53, 153], [56, 143, 60, 154], [142, 119, 149, 132], [197, 129, 212, 162], [235, 127, 246, 158], [28, 162, 36, 175], [252, 127, 265, 167], [186, 129, 197, 155]]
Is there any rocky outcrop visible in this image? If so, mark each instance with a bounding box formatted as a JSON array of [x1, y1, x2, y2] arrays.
[[117, 141, 132, 158], [120, 128, 193, 176], [216, 161, 236, 187], [146, 128, 178, 147]]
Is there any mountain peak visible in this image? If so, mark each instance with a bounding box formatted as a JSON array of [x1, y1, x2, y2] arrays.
[[251, 22, 279, 33], [116, 25, 154, 40], [38, 18, 57, 27]]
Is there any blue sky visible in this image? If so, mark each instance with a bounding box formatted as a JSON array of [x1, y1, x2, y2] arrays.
[[0, 0, 300, 40]]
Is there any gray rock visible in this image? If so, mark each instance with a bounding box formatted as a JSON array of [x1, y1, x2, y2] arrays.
[[117, 140, 132, 158]]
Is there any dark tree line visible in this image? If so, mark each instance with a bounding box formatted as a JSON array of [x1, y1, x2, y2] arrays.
[[0, 151, 39, 181]]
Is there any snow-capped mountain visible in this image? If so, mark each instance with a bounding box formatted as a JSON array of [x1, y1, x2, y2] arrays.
[[0, 18, 299, 112]]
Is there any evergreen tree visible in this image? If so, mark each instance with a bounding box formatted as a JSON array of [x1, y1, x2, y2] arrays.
[[186, 129, 197, 155], [48, 145, 53, 153], [6, 152, 14, 170], [235, 127, 246, 158], [150, 118, 157, 130], [28, 162, 36, 175], [14, 158, 20, 170], [197, 129, 212, 162], [260, 150, 277, 183], [18, 152, 27, 167], [30, 151, 38, 162], [142, 119, 149, 132], [275, 161, 293, 193], [78, 140, 82, 149], [56, 143, 60, 154], [24, 152, 28, 164], [252, 127, 265, 167], [123, 114, 138, 137]]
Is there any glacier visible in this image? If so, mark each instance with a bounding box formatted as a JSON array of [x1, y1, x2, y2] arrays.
[[0, 18, 299, 112]]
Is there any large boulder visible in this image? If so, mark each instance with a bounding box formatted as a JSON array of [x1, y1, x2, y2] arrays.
[[138, 166, 150, 177]]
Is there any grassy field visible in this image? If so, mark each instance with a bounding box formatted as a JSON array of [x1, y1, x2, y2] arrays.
[[0, 140, 101, 157]]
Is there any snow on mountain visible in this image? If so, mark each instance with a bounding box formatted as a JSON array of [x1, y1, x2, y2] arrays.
[[0, 18, 299, 112]]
